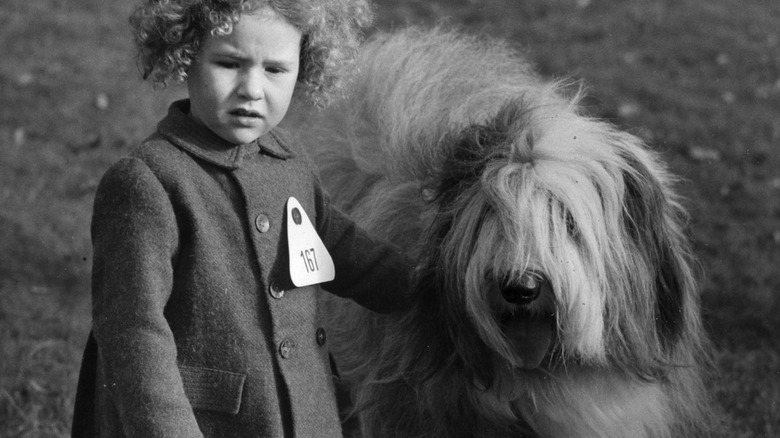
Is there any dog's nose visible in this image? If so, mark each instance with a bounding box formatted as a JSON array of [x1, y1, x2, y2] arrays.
[[501, 272, 545, 305]]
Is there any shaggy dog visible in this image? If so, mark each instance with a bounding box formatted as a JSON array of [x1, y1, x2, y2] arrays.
[[303, 27, 712, 438]]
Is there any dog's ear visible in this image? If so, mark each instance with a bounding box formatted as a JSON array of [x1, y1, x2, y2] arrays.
[[438, 100, 531, 198], [620, 153, 690, 351]]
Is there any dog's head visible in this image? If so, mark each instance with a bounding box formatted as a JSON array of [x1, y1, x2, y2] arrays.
[[411, 98, 698, 388]]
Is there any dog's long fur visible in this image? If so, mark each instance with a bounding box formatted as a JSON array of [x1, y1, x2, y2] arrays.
[[303, 27, 712, 438]]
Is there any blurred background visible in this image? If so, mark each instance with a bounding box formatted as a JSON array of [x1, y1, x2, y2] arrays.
[[1, 0, 778, 436]]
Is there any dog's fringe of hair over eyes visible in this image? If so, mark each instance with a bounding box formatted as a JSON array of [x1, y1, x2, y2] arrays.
[[311, 26, 715, 438]]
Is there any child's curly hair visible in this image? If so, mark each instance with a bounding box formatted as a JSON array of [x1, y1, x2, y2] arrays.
[[130, 0, 374, 107]]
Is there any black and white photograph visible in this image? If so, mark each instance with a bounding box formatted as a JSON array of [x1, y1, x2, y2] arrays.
[[1, 0, 778, 436]]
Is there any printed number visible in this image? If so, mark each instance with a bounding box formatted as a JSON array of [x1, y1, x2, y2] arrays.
[[300, 248, 319, 273]]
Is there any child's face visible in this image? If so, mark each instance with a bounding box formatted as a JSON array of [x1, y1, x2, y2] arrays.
[[187, 8, 301, 145]]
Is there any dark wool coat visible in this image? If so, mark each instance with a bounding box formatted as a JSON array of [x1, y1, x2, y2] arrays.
[[72, 100, 411, 438]]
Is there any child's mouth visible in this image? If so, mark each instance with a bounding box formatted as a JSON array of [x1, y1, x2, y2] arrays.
[[230, 108, 262, 118]]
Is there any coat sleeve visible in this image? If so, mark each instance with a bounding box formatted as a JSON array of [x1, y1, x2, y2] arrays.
[[90, 157, 203, 437], [312, 178, 415, 313]]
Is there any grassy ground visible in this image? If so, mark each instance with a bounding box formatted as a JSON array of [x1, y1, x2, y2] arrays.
[[1, 0, 778, 436]]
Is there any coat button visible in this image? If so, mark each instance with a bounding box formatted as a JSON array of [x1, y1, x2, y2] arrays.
[[269, 282, 285, 299], [316, 328, 326, 346], [255, 214, 270, 233], [279, 339, 295, 358]]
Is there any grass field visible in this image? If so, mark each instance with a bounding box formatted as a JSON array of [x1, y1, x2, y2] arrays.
[[1, 0, 778, 436]]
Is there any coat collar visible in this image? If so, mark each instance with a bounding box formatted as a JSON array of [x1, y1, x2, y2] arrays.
[[157, 100, 295, 170]]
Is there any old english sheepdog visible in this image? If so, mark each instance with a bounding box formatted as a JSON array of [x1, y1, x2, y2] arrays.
[[303, 27, 713, 438]]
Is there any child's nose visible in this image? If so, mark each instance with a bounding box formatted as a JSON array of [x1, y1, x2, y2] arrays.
[[238, 69, 265, 100]]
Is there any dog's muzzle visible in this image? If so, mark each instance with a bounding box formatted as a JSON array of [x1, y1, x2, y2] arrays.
[[499, 272, 555, 369]]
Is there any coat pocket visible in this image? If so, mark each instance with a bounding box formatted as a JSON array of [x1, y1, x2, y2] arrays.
[[179, 365, 246, 415]]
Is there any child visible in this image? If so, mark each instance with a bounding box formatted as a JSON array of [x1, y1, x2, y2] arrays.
[[71, 0, 412, 436]]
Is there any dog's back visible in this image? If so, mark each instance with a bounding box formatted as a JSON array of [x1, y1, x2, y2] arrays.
[[309, 27, 572, 241]]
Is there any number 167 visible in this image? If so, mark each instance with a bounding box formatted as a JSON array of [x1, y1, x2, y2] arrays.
[[300, 248, 319, 273]]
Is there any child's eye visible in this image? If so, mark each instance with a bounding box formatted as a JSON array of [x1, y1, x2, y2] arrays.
[[216, 61, 240, 69]]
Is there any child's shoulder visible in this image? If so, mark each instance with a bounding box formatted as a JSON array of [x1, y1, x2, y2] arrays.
[[98, 134, 184, 191], [131, 132, 186, 164]]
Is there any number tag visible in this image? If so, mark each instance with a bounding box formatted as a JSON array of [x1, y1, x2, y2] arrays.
[[286, 197, 335, 287]]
